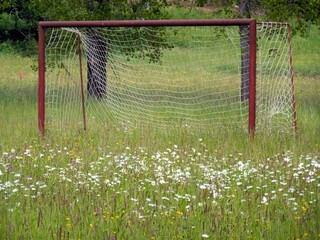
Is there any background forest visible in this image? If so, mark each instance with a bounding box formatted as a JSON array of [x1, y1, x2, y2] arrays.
[[1, 0, 320, 48]]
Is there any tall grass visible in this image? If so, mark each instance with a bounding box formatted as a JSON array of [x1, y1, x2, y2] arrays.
[[0, 21, 319, 240], [293, 26, 320, 75], [1, 139, 319, 239]]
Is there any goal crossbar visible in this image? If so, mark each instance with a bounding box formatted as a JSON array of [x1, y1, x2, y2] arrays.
[[38, 19, 256, 28], [38, 19, 257, 136]]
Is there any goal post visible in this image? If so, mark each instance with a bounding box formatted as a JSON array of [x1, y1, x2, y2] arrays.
[[38, 19, 296, 137]]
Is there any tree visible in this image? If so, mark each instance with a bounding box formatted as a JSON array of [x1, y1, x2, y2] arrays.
[[188, 0, 320, 101], [1, 0, 169, 98], [0, 0, 37, 42], [258, 0, 320, 35], [34, 0, 169, 98], [206, 0, 320, 33], [223, 0, 320, 100]]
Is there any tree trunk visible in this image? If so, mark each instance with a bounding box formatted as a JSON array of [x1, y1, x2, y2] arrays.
[[86, 32, 107, 99], [239, 0, 251, 102]]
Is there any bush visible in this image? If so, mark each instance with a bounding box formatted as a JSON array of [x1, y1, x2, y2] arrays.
[[0, 39, 37, 56], [0, 41, 14, 54]]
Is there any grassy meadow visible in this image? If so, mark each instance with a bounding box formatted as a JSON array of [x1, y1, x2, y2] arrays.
[[0, 17, 320, 240]]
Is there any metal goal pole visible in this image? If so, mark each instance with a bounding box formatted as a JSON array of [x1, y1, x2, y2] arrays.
[[248, 19, 257, 136], [38, 24, 46, 137]]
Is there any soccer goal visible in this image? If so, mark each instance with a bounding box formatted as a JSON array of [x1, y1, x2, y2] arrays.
[[38, 19, 296, 136]]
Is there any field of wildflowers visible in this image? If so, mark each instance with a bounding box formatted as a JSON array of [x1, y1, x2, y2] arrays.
[[0, 135, 319, 239]]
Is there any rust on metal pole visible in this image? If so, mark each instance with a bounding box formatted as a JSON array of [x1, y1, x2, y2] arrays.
[[248, 19, 257, 136], [38, 24, 46, 137], [39, 19, 254, 28]]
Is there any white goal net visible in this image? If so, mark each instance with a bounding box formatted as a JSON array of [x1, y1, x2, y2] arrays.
[[42, 21, 296, 134]]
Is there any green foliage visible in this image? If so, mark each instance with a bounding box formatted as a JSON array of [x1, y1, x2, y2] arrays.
[[0, 1, 169, 34], [192, 0, 320, 36], [0, 39, 37, 56], [0, 42, 14, 53], [166, 6, 213, 19], [258, 0, 320, 36], [195, 0, 208, 7], [0, 13, 34, 41], [13, 0, 169, 22], [0, 0, 169, 57]]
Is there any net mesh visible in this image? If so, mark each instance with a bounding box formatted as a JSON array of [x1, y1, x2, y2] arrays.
[[256, 22, 295, 132], [44, 22, 295, 133]]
